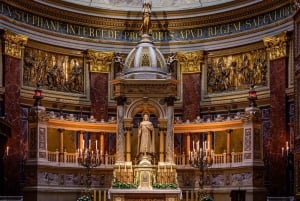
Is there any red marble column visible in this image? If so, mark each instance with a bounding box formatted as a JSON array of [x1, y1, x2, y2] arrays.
[[2, 30, 28, 196], [182, 73, 201, 121], [268, 57, 288, 196], [3, 55, 23, 195], [90, 73, 108, 121]]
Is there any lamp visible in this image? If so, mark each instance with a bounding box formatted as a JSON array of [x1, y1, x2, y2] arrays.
[[247, 85, 257, 107], [33, 83, 43, 106]]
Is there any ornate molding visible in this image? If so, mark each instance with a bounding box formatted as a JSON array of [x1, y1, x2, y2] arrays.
[[263, 31, 289, 61], [3, 29, 28, 59], [177, 50, 204, 74], [87, 50, 114, 73]]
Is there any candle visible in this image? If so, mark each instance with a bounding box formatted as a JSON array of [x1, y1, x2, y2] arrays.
[[192, 140, 195, 151], [96, 140, 98, 150], [281, 147, 284, 157], [6, 146, 9, 156]]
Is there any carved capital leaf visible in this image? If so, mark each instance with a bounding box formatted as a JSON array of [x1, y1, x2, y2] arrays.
[[3, 30, 28, 59], [176, 50, 204, 73], [263, 31, 289, 61], [86, 49, 114, 73]]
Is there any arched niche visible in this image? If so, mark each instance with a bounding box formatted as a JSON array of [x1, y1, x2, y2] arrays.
[[124, 98, 166, 164]]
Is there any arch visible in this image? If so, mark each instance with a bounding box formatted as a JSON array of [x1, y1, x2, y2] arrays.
[[125, 98, 166, 119]]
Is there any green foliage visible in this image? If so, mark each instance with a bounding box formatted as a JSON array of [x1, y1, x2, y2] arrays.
[[112, 180, 138, 189], [201, 197, 214, 201], [152, 182, 178, 189], [76, 195, 92, 201]]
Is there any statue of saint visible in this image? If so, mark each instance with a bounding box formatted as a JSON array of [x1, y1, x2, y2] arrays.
[[137, 113, 154, 155], [140, 1, 152, 36]]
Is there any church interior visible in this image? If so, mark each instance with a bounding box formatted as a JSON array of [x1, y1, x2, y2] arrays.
[[0, 0, 300, 201]]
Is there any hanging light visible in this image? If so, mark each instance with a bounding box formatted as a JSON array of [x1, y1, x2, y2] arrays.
[[33, 83, 43, 106], [247, 85, 257, 107]]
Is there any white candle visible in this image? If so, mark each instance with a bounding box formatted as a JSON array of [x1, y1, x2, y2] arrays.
[[192, 140, 195, 151]]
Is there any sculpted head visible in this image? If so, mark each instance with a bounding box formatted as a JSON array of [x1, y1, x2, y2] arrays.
[[143, 113, 149, 121]]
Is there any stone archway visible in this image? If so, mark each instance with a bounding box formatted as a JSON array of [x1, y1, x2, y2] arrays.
[[125, 98, 166, 119]]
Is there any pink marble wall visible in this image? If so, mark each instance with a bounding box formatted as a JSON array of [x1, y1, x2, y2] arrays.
[[267, 58, 288, 196], [90, 73, 108, 121], [182, 73, 201, 121]]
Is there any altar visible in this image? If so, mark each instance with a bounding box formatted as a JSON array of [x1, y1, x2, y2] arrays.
[[108, 189, 182, 201]]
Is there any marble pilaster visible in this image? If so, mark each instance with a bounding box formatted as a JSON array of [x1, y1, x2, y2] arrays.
[[115, 96, 126, 162]]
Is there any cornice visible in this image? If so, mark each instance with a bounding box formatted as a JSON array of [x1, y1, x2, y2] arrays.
[[2, 0, 290, 30]]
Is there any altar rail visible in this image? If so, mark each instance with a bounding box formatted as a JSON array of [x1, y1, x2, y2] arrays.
[[45, 151, 243, 167]]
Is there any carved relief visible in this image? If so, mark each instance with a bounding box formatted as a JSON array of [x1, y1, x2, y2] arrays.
[[207, 49, 267, 94], [3, 30, 28, 59], [87, 49, 114, 73], [39, 128, 46, 150], [244, 128, 252, 151], [23, 47, 84, 94]]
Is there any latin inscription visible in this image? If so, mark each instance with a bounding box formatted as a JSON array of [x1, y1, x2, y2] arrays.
[[0, 2, 292, 42]]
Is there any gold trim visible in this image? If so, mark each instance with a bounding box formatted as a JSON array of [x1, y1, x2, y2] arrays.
[[173, 119, 244, 133], [177, 50, 204, 73], [3, 29, 28, 59], [263, 31, 289, 61], [48, 119, 117, 133], [86, 49, 114, 73]]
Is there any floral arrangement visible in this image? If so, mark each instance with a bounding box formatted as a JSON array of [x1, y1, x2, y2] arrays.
[[76, 194, 92, 201], [152, 182, 178, 189]]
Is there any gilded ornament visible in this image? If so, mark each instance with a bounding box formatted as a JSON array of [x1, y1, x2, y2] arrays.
[[176, 50, 204, 73], [263, 31, 289, 61], [3, 29, 28, 59], [87, 50, 114, 73]]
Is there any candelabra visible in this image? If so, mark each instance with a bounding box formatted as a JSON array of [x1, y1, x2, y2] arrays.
[[78, 149, 100, 189], [190, 149, 213, 188]]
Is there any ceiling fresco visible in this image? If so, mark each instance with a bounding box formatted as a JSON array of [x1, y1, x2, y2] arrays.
[[59, 0, 235, 11]]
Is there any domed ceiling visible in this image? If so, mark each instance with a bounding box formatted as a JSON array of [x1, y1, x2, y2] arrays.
[[59, 0, 235, 11]]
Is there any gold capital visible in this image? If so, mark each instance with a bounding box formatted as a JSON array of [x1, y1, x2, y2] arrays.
[[176, 50, 204, 73], [86, 49, 114, 73], [263, 31, 289, 61], [3, 30, 28, 59]]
